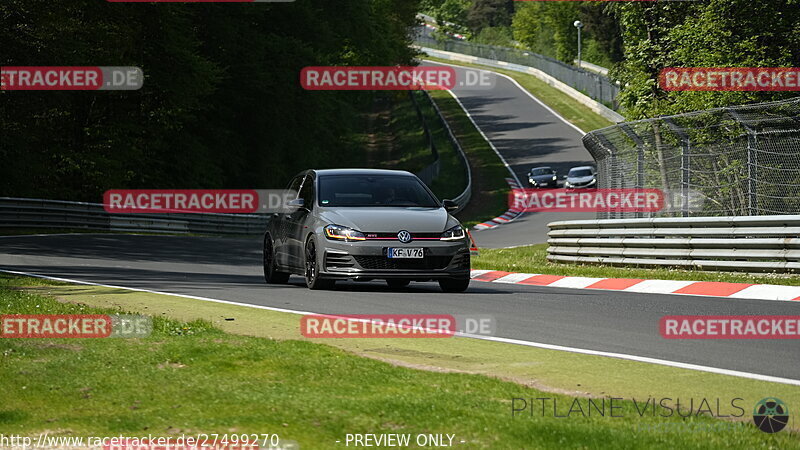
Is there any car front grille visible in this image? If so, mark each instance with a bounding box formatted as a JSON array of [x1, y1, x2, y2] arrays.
[[353, 255, 454, 270]]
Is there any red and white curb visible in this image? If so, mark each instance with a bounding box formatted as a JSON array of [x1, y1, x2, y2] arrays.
[[470, 270, 800, 302], [473, 178, 523, 230]]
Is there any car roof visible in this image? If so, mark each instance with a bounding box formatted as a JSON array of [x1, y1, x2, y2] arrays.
[[313, 168, 416, 177], [568, 166, 595, 171], [530, 166, 553, 171]]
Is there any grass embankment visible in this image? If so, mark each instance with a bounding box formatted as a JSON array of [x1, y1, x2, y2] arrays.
[[474, 244, 800, 286], [422, 56, 616, 133], [1, 274, 798, 447], [426, 91, 509, 228]]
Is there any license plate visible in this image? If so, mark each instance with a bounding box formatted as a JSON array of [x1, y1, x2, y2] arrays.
[[387, 248, 424, 259]]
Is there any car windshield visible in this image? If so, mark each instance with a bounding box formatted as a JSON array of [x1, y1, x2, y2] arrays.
[[531, 168, 554, 176], [569, 169, 594, 177], [318, 175, 440, 207]]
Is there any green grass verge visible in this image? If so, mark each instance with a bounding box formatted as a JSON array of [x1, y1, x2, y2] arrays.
[[474, 244, 800, 286], [422, 56, 616, 133], [3, 275, 798, 447], [426, 90, 509, 228]]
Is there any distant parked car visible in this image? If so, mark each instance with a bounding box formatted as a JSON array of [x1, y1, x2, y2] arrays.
[[527, 166, 558, 188], [565, 166, 596, 189]]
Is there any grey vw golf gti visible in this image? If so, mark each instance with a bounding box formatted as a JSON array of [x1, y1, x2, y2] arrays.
[[263, 169, 471, 292]]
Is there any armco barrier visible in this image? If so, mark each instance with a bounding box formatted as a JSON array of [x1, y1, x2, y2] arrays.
[[0, 197, 269, 236], [547, 215, 800, 273], [417, 90, 472, 210], [417, 46, 625, 124]]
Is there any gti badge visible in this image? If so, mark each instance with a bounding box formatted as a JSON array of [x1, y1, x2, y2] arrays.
[[397, 230, 412, 243]]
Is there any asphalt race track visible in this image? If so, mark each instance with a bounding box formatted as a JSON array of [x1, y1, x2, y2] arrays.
[[423, 61, 598, 248], [2, 234, 798, 381]]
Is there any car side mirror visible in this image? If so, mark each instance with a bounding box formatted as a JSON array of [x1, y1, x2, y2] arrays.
[[286, 198, 305, 208], [442, 199, 459, 212]]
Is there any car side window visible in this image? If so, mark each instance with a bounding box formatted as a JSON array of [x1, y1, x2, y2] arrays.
[[299, 174, 314, 208]]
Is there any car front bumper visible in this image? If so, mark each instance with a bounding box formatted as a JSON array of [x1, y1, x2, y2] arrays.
[[319, 238, 471, 280]]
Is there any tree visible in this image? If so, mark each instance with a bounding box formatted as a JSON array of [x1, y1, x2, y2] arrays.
[[610, 0, 800, 118], [467, 0, 513, 34]]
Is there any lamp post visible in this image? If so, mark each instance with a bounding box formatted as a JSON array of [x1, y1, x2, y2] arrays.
[[574, 20, 583, 69]]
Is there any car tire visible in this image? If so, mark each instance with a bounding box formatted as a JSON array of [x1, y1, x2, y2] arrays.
[[304, 236, 334, 290], [386, 279, 411, 289], [439, 277, 470, 293], [263, 234, 290, 284]]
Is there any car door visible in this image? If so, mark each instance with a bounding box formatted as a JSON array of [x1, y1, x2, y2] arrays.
[[274, 175, 304, 266], [285, 173, 315, 269]]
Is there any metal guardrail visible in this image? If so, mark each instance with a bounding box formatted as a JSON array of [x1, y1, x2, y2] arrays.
[[414, 32, 619, 109], [547, 215, 800, 273], [0, 197, 269, 235], [410, 90, 442, 186], [411, 90, 472, 210], [423, 91, 472, 209]]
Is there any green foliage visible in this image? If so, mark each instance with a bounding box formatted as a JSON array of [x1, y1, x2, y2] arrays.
[[472, 26, 513, 47], [0, 0, 421, 201], [467, 0, 513, 34], [421, 0, 472, 38], [512, 2, 621, 66], [610, 0, 800, 119]]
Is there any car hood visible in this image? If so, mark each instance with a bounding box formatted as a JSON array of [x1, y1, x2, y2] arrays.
[[568, 175, 595, 184], [318, 207, 450, 233], [530, 174, 556, 182]]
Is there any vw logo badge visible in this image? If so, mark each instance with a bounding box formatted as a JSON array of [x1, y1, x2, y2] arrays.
[[397, 230, 413, 243]]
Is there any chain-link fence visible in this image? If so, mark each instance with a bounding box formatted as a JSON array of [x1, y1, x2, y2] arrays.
[[414, 32, 620, 109], [583, 97, 800, 219]]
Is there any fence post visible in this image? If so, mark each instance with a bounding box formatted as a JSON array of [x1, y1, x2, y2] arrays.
[[664, 118, 690, 217], [620, 124, 646, 218], [727, 109, 758, 215], [591, 132, 621, 219]]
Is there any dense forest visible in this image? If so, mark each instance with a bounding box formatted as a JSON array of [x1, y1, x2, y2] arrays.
[[0, 0, 420, 201]]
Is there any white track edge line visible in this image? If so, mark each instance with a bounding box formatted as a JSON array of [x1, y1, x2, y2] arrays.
[[440, 86, 523, 188], [425, 59, 586, 136], [3, 268, 799, 386]]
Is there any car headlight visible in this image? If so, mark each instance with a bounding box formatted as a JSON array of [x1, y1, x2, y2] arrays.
[[530, 179, 537, 185], [588, 179, 596, 185], [552, 176, 557, 181], [440, 225, 465, 241], [324, 224, 366, 242], [565, 181, 573, 187]]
